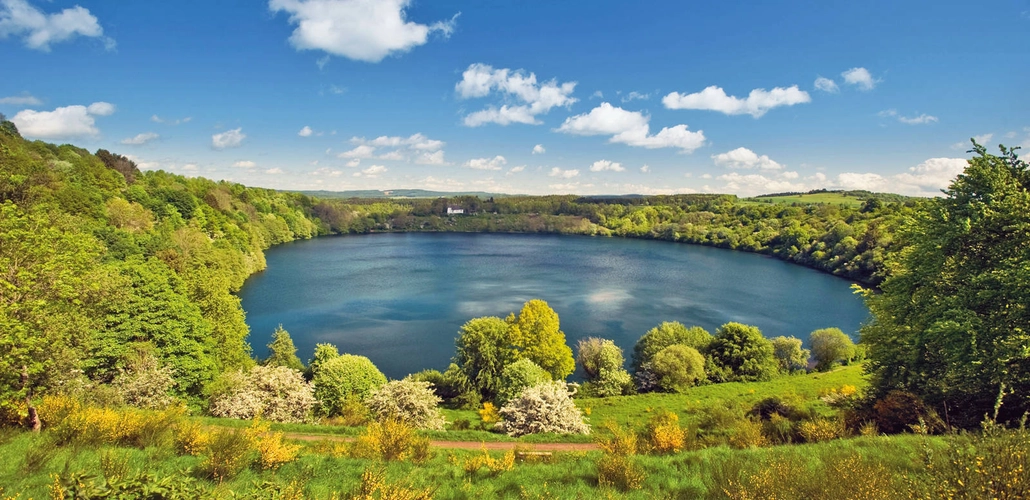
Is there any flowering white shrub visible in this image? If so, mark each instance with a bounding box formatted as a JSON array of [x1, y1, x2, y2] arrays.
[[112, 353, 178, 410], [209, 365, 315, 423], [498, 381, 590, 437], [367, 379, 446, 430]]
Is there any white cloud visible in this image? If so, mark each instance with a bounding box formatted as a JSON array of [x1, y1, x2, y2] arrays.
[[591, 91, 604, 99], [508, 165, 525, 173], [212, 128, 246, 149], [621, 91, 650, 102], [456, 63, 577, 126], [10, 102, 114, 139], [711, 147, 783, 170], [0, 93, 41, 105], [357, 133, 443, 150], [0, 0, 112, 52], [831, 158, 966, 197], [377, 150, 405, 161], [353, 164, 387, 177], [717, 171, 809, 197], [640, 165, 650, 173], [338, 144, 376, 158], [973, 133, 994, 144], [345, 158, 361, 167], [414, 150, 447, 165], [814, 76, 839, 93], [842, 67, 878, 91], [879, 109, 938, 125], [151, 115, 191, 125], [532, 144, 545, 154], [312, 167, 342, 176], [557, 102, 706, 153], [268, 0, 456, 63], [298, 125, 313, 137], [589, 160, 625, 172], [464, 155, 506, 171], [898, 114, 938, 125], [548, 167, 579, 179], [86, 101, 114, 116], [120, 132, 159, 145], [182, 164, 198, 172], [233, 160, 256, 168], [662, 85, 810, 118], [266, 167, 284, 174]]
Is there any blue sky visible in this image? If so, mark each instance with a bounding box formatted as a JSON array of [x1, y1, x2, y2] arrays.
[[2, 0, 1028, 196]]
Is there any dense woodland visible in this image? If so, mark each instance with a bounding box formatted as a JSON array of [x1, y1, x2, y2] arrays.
[[1, 116, 1028, 497]]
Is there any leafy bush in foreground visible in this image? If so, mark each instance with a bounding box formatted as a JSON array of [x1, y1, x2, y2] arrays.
[[496, 358, 550, 405], [498, 381, 589, 437], [367, 379, 446, 430], [312, 353, 386, 416], [208, 365, 315, 423]]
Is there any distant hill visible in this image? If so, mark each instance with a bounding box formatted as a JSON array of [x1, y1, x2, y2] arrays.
[[295, 189, 518, 199], [747, 189, 916, 207]]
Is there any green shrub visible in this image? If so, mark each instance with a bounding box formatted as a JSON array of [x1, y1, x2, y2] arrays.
[[873, 390, 942, 434], [498, 381, 590, 437], [201, 427, 255, 481], [577, 338, 633, 397], [111, 350, 178, 410], [596, 454, 646, 491], [496, 358, 550, 405], [810, 328, 856, 371], [313, 353, 387, 416], [771, 335, 810, 373], [632, 322, 712, 370], [367, 379, 446, 430], [650, 344, 706, 392], [641, 410, 686, 454], [707, 322, 778, 382], [352, 419, 432, 462]]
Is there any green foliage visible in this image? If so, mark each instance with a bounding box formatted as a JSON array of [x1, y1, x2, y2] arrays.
[[650, 344, 706, 392], [809, 328, 856, 371], [576, 337, 632, 397], [632, 322, 712, 371], [312, 353, 387, 415], [862, 144, 1030, 427], [771, 336, 811, 373], [454, 316, 517, 401], [707, 322, 779, 382], [263, 325, 304, 372], [496, 358, 551, 405], [507, 299, 576, 380], [111, 349, 178, 410], [367, 379, 446, 430]]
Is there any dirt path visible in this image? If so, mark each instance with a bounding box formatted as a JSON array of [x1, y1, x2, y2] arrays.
[[284, 432, 599, 452]]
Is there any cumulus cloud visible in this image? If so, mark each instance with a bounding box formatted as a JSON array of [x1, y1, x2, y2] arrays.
[[0, 92, 41, 105], [312, 167, 342, 176], [711, 147, 783, 170], [532, 144, 545, 154], [265, 167, 284, 174], [640, 165, 650, 173], [662, 85, 810, 118], [233, 160, 256, 168], [589, 160, 625, 172], [842, 67, 878, 91], [879, 109, 938, 125], [341, 133, 446, 163], [456, 63, 577, 126], [415, 150, 447, 165], [717, 171, 808, 197], [298, 125, 313, 137], [86, 101, 114, 116], [212, 128, 246, 149], [10, 101, 114, 139], [353, 164, 387, 177], [0, 0, 113, 51], [464, 155, 506, 171], [120, 132, 159, 145], [268, 0, 456, 63], [814, 76, 839, 93], [508, 165, 525, 174], [338, 144, 376, 159], [557, 102, 706, 153], [549, 167, 579, 179], [345, 158, 361, 167]]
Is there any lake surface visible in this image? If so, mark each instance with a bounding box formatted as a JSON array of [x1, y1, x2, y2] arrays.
[[239, 233, 869, 379]]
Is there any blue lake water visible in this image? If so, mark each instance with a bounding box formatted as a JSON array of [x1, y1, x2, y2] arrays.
[[239, 233, 869, 379]]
